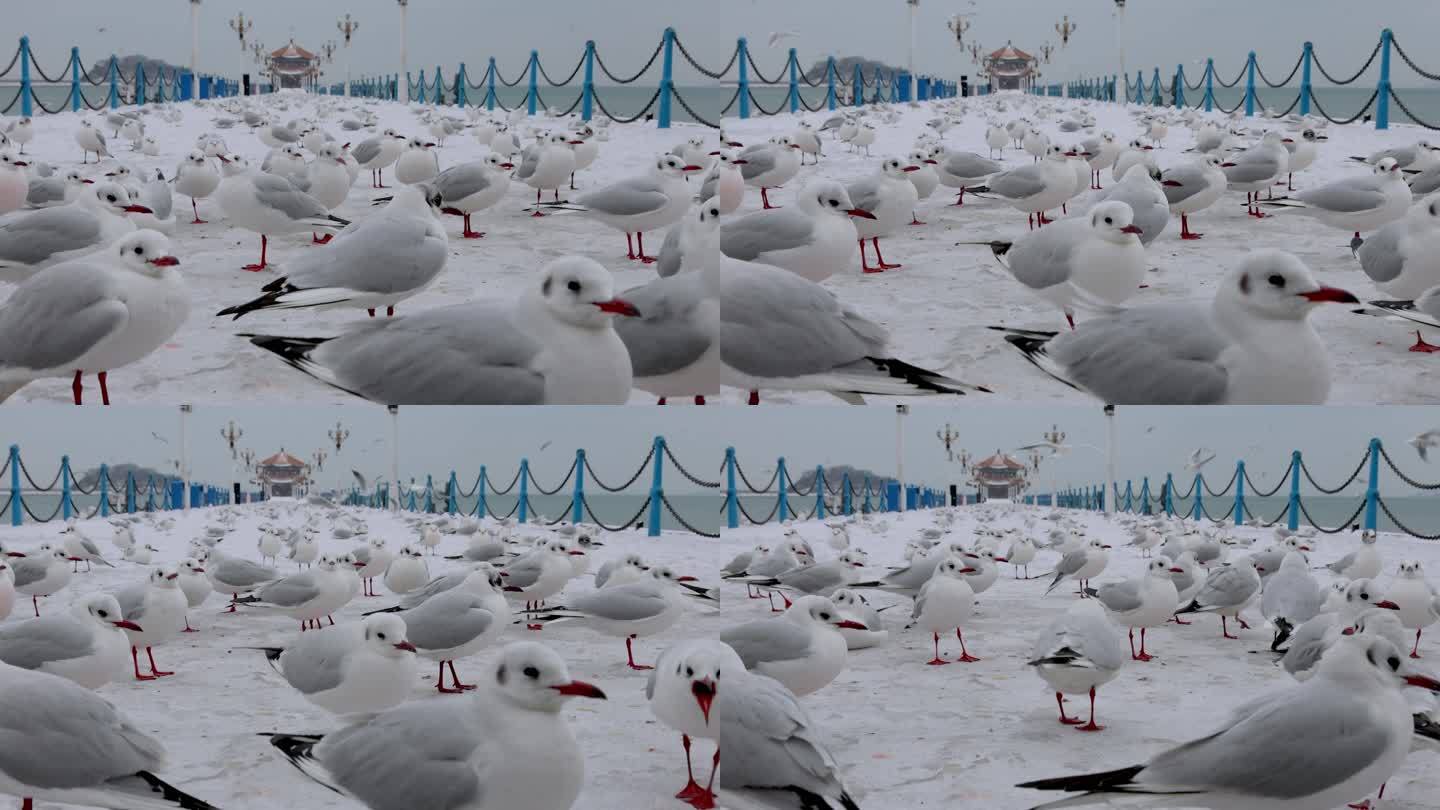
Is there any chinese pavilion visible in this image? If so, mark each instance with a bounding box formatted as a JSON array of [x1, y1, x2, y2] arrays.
[[984, 42, 1038, 91], [971, 451, 1029, 502], [268, 40, 320, 90], [256, 450, 310, 499]]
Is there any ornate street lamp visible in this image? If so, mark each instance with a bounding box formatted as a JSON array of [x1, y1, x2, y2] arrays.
[[1040, 42, 1056, 64], [947, 14, 970, 48], [337, 13, 360, 97], [229, 11, 253, 50], [936, 423, 961, 463], [313, 449, 327, 473], [1056, 15, 1078, 48], [968, 41, 984, 65], [219, 420, 243, 459]]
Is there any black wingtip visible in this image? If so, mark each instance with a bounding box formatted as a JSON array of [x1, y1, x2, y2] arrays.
[[132, 770, 222, 810], [217, 288, 287, 321], [860, 357, 982, 396], [326, 214, 351, 226], [1175, 600, 1200, 615], [1017, 764, 1145, 793], [243, 333, 327, 366], [1003, 332, 1054, 357]]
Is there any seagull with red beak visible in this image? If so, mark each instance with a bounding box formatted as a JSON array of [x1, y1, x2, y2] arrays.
[[265, 642, 606, 810], [0, 230, 187, 405], [648, 640, 742, 809], [847, 156, 921, 272], [719, 180, 875, 282], [568, 153, 704, 262], [738, 135, 802, 210]]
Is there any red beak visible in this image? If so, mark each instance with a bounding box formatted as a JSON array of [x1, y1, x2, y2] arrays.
[[569, 140, 585, 145], [835, 619, 869, 630], [1120, 225, 1143, 235], [567, 550, 585, 556], [1298, 286, 1359, 304], [123, 204, 153, 213], [353, 561, 366, 568], [594, 298, 641, 317], [165, 573, 179, 580], [1342, 626, 1357, 636], [6, 552, 26, 557], [148, 256, 180, 267], [726, 141, 743, 147], [394, 641, 418, 652], [682, 165, 704, 172], [81, 179, 94, 184], [217, 156, 231, 163], [424, 142, 437, 147], [553, 680, 607, 699], [1282, 138, 1294, 143], [847, 208, 876, 219], [707, 151, 721, 156], [336, 159, 348, 166], [504, 585, 524, 592], [924, 159, 938, 164], [732, 159, 748, 165], [342, 143, 351, 149], [1161, 179, 1184, 187], [676, 575, 699, 582], [501, 162, 514, 169], [440, 206, 464, 216], [1376, 600, 1401, 610], [992, 557, 1008, 563], [1170, 567, 1184, 573], [901, 166, 920, 172], [1405, 674, 1440, 692], [112, 620, 143, 631], [12, 161, 27, 167], [692, 679, 715, 723]]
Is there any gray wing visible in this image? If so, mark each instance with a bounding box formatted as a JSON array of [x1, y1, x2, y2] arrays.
[[434, 163, 493, 202], [721, 619, 813, 668], [1280, 614, 1335, 677], [315, 700, 483, 810], [0, 262, 127, 372], [1409, 166, 1440, 196], [612, 272, 715, 378], [1006, 224, 1081, 291], [1094, 579, 1144, 612], [655, 225, 684, 278], [941, 152, 1002, 179], [113, 583, 149, 623], [214, 556, 278, 587], [279, 631, 355, 695], [0, 667, 164, 789], [698, 169, 720, 203], [1356, 220, 1405, 285], [1159, 164, 1211, 206], [399, 570, 467, 609], [143, 181, 172, 220], [845, 177, 886, 214], [738, 148, 778, 181], [257, 572, 323, 606], [1419, 287, 1440, 321], [593, 560, 618, 588], [1056, 550, 1088, 576], [1032, 603, 1127, 671], [987, 165, 1048, 200], [500, 552, 547, 589], [569, 583, 668, 621], [352, 138, 382, 165], [1222, 149, 1282, 184], [252, 173, 331, 221], [576, 176, 670, 217], [271, 126, 300, 143], [1141, 689, 1390, 798], [0, 206, 104, 265], [1261, 572, 1323, 622], [1195, 565, 1257, 608], [720, 208, 816, 262], [1326, 551, 1358, 573], [513, 147, 540, 181], [284, 215, 446, 295], [400, 592, 496, 651], [25, 177, 67, 207], [1046, 305, 1232, 405], [777, 564, 844, 595], [299, 302, 546, 405], [1294, 177, 1387, 213], [718, 671, 849, 800], [9, 557, 53, 589], [0, 616, 97, 669]]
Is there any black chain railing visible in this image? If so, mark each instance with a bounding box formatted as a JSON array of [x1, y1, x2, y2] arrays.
[[748, 90, 783, 116], [1391, 37, 1440, 82], [1202, 469, 1239, 498], [1256, 53, 1303, 88], [1301, 453, 1369, 494], [582, 493, 649, 531], [1380, 446, 1440, 490], [32, 91, 68, 115], [783, 469, 814, 497], [82, 86, 108, 111], [527, 461, 576, 496], [19, 456, 61, 492], [1183, 71, 1205, 92], [593, 87, 661, 124], [557, 92, 584, 118], [745, 51, 784, 85], [798, 89, 825, 112], [490, 467, 522, 496], [1242, 467, 1287, 498], [1310, 88, 1378, 125], [0, 43, 21, 78], [540, 509, 570, 527], [673, 36, 737, 80], [538, 54, 585, 88], [0, 494, 9, 518], [663, 446, 719, 489], [798, 67, 822, 88], [1377, 496, 1440, 540], [0, 91, 20, 115], [1170, 477, 1197, 500], [21, 495, 63, 523], [1297, 497, 1366, 534], [1312, 41, 1382, 85], [1214, 94, 1245, 115], [457, 473, 481, 500], [594, 41, 664, 85], [719, 87, 741, 116], [494, 62, 526, 88], [1243, 500, 1291, 528], [584, 447, 654, 493], [736, 496, 779, 525], [661, 493, 719, 538], [1388, 89, 1440, 130], [672, 87, 721, 128], [733, 459, 778, 494], [1214, 63, 1246, 88], [28, 51, 70, 83], [489, 499, 520, 520], [493, 94, 513, 112]]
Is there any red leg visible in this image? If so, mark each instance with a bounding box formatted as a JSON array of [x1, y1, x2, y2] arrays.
[[926, 632, 948, 665], [910, 212, 926, 226], [956, 628, 980, 662], [1237, 617, 1251, 630], [461, 214, 484, 239], [1075, 687, 1105, 732], [1135, 627, 1153, 661], [386, 306, 394, 317], [447, 660, 476, 690], [367, 308, 376, 317], [693, 396, 705, 405], [183, 617, 198, 633], [227, 594, 238, 612], [747, 390, 759, 405], [437, 661, 465, 693], [1408, 331, 1440, 353], [1412, 629, 1423, 659], [626, 635, 654, 670], [761, 188, 774, 209], [32, 595, 39, 616], [676, 734, 705, 801], [1179, 213, 1203, 240], [625, 233, 636, 261], [874, 238, 901, 269], [97, 371, 110, 405], [244, 235, 268, 271], [1056, 692, 1084, 725], [531, 189, 546, 217], [191, 198, 207, 224], [694, 747, 720, 810], [72, 370, 84, 405], [132, 647, 157, 681], [1172, 613, 1191, 625], [859, 239, 881, 273], [953, 187, 966, 206], [637, 232, 657, 263], [376, 169, 388, 189], [1222, 616, 1239, 640], [657, 397, 667, 405]]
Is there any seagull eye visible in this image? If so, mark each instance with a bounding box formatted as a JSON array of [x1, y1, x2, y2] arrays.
[[566, 280, 581, 292], [98, 610, 108, 617], [134, 246, 143, 255], [1361, 592, 1370, 600], [1387, 655, 1401, 670], [107, 194, 117, 202], [685, 667, 694, 677], [377, 632, 386, 640], [1267, 274, 1286, 288], [829, 199, 839, 207], [523, 666, 540, 679], [819, 612, 831, 620], [1104, 217, 1113, 225]]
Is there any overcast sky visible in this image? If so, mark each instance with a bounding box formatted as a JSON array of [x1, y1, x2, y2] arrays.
[[10, 1, 1436, 86], [3, 405, 1436, 498]]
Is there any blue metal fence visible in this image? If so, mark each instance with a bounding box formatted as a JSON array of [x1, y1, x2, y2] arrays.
[[720, 448, 945, 528], [3, 445, 228, 526]]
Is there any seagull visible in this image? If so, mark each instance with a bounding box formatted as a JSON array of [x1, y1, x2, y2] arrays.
[[398, 571, 509, 692], [0, 593, 138, 689], [1029, 599, 1126, 731], [720, 595, 864, 696], [1409, 429, 1440, 462], [1185, 448, 1217, 471], [767, 31, 800, 48], [244, 615, 419, 714], [647, 640, 738, 807]]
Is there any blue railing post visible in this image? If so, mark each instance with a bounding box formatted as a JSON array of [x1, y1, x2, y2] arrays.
[[456, 63, 467, 107], [776, 458, 789, 522], [527, 51, 539, 116], [98, 464, 110, 517], [135, 61, 145, 105], [125, 471, 135, 513], [107, 55, 119, 109], [1124, 480, 1134, 513], [476, 466, 488, 518], [853, 63, 864, 106], [825, 56, 836, 110], [581, 41, 596, 121], [1139, 477, 1151, 515], [18, 37, 33, 117], [737, 38, 751, 119], [1203, 58, 1214, 112], [61, 456, 73, 520], [841, 472, 852, 515], [1133, 70, 1143, 104], [814, 466, 825, 519], [571, 450, 585, 525], [1286, 451, 1302, 531], [8, 446, 20, 526], [1233, 461, 1246, 525], [1299, 43, 1313, 116], [424, 475, 434, 513], [724, 448, 739, 530], [1364, 438, 1382, 531], [1244, 52, 1257, 117], [1151, 66, 1162, 105], [518, 460, 530, 523], [434, 64, 443, 104], [485, 58, 497, 111], [862, 474, 872, 512], [787, 48, 799, 114], [1192, 472, 1203, 519], [69, 47, 81, 112], [1174, 64, 1185, 108], [647, 437, 664, 537], [1165, 474, 1176, 516], [447, 471, 458, 513], [1375, 30, 1392, 130], [658, 29, 675, 128]]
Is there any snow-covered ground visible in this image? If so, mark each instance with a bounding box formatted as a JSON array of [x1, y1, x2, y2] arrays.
[[729, 505, 1440, 809], [5, 90, 1437, 404], [0, 502, 750, 810]]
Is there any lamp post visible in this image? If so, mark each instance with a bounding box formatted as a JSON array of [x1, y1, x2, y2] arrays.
[[397, 0, 410, 103], [1040, 42, 1055, 64], [905, 0, 919, 80], [219, 420, 243, 504], [895, 404, 909, 513], [936, 423, 961, 463], [388, 405, 400, 512], [188, 0, 201, 93], [337, 13, 359, 97], [1041, 424, 1066, 507], [178, 404, 192, 512], [968, 41, 984, 65], [328, 421, 350, 493], [1056, 15, 1078, 48], [947, 14, 970, 48], [229, 11, 252, 51], [1114, 0, 1127, 87], [239, 448, 255, 501]]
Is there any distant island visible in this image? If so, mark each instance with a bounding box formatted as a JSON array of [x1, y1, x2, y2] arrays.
[[75, 462, 174, 490], [89, 53, 186, 81], [791, 464, 896, 494], [804, 56, 903, 83]]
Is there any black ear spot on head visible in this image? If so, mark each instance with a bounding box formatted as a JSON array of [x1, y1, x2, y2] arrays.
[[496, 664, 507, 684], [541, 278, 552, 296], [1238, 274, 1250, 295]]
